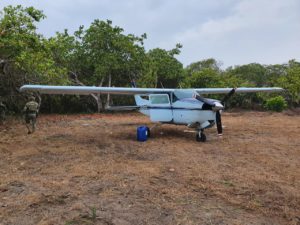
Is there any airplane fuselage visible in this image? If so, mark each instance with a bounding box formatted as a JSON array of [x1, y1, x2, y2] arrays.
[[135, 94, 216, 129]]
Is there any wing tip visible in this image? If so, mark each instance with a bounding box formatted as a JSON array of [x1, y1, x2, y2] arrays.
[[19, 84, 42, 92], [19, 85, 27, 92]]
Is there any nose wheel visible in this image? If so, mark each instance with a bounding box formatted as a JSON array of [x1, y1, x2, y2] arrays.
[[196, 130, 206, 142]]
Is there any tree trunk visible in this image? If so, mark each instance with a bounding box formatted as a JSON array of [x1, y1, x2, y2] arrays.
[[96, 93, 103, 113], [70, 71, 104, 113], [105, 73, 112, 109], [97, 77, 105, 112], [88, 93, 102, 113], [35, 93, 42, 112]]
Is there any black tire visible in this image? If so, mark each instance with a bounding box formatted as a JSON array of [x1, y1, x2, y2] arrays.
[[196, 132, 206, 142], [146, 127, 151, 138]]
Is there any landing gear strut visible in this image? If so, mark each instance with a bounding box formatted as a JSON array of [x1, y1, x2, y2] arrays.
[[196, 129, 206, 142], [146, 126, 151, 138]]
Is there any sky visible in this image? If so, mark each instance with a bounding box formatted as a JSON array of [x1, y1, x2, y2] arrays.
[[1, 0, 300, 68]]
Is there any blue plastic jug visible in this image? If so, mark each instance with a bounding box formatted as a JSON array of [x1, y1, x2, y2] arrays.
[[137, 126, 148, 142]]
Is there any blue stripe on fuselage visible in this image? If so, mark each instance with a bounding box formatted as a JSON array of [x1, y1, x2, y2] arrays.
[[140, 106, 205, 111]]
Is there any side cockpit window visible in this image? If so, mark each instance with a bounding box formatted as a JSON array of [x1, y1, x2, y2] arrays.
[[149, 94, 170, 104], [172, 93, 179, 103]]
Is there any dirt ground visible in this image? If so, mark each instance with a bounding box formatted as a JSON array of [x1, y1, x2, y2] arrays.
[[0, 111, 299, 225]]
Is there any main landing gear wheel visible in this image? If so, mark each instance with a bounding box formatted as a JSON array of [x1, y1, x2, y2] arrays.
[[196, 131, 206, 142]]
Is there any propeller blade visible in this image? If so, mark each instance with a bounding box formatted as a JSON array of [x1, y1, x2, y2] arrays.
[[194, 94, 224, 111], [216, 110, 222, 135], [194, 94, 215, 106], [221, 88, 236, 104]]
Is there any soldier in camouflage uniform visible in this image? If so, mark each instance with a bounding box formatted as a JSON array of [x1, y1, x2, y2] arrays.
[[0, 100, 6, 125], [23, 96, 39, 134]]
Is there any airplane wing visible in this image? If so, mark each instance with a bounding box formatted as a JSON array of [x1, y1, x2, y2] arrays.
[[20, 85, 283, 96], [20, 85, 174, 95], [194, 87, 283, 95]]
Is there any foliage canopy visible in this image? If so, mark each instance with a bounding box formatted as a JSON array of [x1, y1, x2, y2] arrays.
[[0, 5, 299, 113]]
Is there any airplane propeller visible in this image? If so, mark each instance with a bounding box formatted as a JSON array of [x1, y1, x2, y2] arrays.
[[221, 88, 236, 105], [216, 110, 222, 135], [194, 88, 236, 136], [216, 88, 236, 135]]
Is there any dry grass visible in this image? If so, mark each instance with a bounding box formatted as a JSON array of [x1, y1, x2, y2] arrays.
[[0, 111, 299, 225]]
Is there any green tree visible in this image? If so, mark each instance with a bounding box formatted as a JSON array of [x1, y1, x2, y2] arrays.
[[43, 20, 148, 112], [80, 20, 146, 85], [140, 44, 184, 88], [264, 96, 287, 112], [183, 68, 223, 88], [0, 5, 68, 111], [185, 58, 222, 76], [228, 63, 268, 87], [276, 60, 300, 105], [182, 58, 223, 87]]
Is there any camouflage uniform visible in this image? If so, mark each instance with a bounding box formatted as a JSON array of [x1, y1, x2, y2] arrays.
[[23, 97, 39, 134], [0, 101, 6, 124]]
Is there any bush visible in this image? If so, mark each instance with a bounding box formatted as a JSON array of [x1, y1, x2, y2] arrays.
[[264, 96, 287, 112]]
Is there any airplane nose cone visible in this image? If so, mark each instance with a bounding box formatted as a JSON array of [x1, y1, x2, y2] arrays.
[[212, 102, 224, 111]]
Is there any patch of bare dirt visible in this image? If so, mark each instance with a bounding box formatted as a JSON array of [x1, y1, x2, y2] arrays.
[[0, 112, 299, 225]]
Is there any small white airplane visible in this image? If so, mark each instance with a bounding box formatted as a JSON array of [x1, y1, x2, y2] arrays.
[[20, 84, 283, 142]]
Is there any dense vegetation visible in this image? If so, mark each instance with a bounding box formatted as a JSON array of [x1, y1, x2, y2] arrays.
[[0, 5, 299, 113]]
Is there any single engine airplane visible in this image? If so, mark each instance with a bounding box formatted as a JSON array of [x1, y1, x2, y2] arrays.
[[20, 84, 283, 142]]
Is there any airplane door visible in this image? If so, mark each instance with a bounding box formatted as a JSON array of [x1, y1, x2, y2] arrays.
[[149, 94, 173, 122]]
